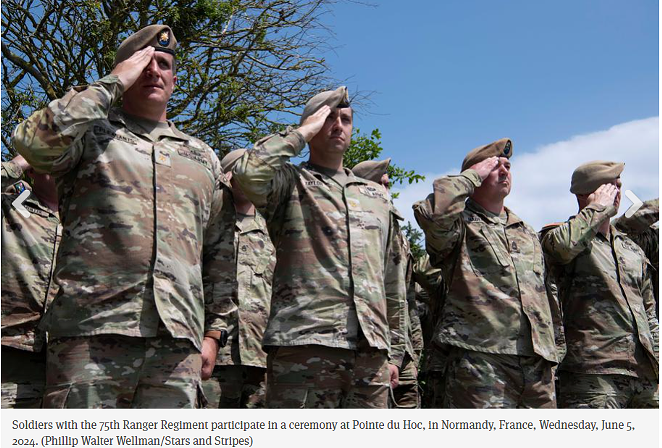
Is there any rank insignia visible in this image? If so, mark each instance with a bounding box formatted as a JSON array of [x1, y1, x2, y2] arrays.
[[158, 31, 170, 47], [503, 140, 511, 156]]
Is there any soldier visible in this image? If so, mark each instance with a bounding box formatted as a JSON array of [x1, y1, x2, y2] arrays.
[[413, 139, 561, 408], [233, 88, 405, 408], [352, 158, 422, 408], [12, 25, 235, 408], [410, 254, 446, 408], [1, 155, 60, 408], [202, 149, 276, 408], [541, 161, 658, 408], [614, 198, 659, 315]]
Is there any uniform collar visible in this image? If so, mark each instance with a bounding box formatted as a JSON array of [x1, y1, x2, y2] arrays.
[[466, 199, 521, 227], [109, 108, 190, 143], [303, 162, 367, 186]]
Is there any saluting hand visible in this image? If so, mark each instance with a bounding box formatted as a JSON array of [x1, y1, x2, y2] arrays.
[[111, 46, 155, 91], [470, 156, 500, 181], [298, 105, 331, 142], [587, 184, 619, 208]]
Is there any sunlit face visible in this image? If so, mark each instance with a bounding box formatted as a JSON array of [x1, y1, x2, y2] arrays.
[[610, 177, 622, 211], [380, 172, 390, 190], [479, 157, 512, 199], [123, 51, 177, 108], [309, 107, 353, 155]]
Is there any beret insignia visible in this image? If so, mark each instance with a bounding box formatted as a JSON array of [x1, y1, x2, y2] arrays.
[[158, 31, 170, 47]]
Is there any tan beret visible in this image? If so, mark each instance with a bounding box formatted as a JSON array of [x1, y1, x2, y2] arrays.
[[461, 138, 513, 172], [352, 158, 391, 183], [221, 149, 247, 173], [114, 25, 177, 67], [570, 160, 624, 194], [300, 87, 350, 125]]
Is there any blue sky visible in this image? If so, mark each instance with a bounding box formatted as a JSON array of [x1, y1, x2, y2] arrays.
[[318, 0, 659, 229]]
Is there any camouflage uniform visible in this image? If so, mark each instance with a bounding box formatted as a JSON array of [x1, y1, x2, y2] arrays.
[[410, 254, 446, 408], [203, 211, 276, 408], [1, 161, 61, 408], [614, 198, 659, 316], [12, 75, 236, 408], [233, 129, 405, 408], [541, 203, 659, 408], [390, 205, 422, 408], [413, 169, 560, 408]]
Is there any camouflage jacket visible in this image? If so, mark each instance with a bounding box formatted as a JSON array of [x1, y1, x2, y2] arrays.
[[614, 198, 659, 311], [1, 161, 61, 352], [541, 203, 659, 378], [413, 170, 560, 363], [217, 211, 276, 368], [233, 130, 405, 364], [12, 75, 236, 352], [392, 204, 423, 365]]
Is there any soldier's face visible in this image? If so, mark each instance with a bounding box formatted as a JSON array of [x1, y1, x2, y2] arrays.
[[611, 177, 622, 211], [125, 52, 177, 107], [309, 107, 353, 155], [480, 157, 512, 199]]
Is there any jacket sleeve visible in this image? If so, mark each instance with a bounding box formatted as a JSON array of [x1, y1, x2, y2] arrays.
[[12, 75, 124, 176], [412, 169, 481, 266], [1, 160, 25, 191], [384, 215, 407, 367], [614, 198, 659, 235], [232, 129, 304, 223], [202, 167, 238, 338], [642, 263, 659, 362], [541, 203, 617, 265]]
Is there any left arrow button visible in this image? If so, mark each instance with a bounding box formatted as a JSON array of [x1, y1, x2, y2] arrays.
[[12, 189, 32, 218]]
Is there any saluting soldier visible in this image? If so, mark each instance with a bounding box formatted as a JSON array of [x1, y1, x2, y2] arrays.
[[614, 198, 659, 316], [1, 155, 60, 408], [413, 139, 562, 408], [352, 158, 423, 408], [203, 149, 276, 408], [233, 88, 405, 408], [12, 25, 235, 408], [541, 161, 658, 408]]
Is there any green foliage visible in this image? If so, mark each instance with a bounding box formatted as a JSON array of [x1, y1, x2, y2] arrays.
[[344, 127, 425, 194], [402, 222, 426, 261], [2, 0, 336, 158]]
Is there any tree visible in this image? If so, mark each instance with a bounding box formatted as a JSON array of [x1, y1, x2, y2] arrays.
[[343, 127, 425, 190], [2, 0, 337, 157], [402, 222, 425, 261]]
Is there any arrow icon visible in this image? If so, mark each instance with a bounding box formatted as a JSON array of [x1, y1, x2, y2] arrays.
[[624, 190, 643, 218], [12, 189, 31, 218]]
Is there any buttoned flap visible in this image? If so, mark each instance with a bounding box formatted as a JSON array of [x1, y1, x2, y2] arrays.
[[174, 142, 214, 172], [509, 230, 544, 275], [616, 237, 647, 289], [464, 221, 510, 270], [530, 236, 545, 275], [347, 187, 390, 242], [238, 231, 275, 276]]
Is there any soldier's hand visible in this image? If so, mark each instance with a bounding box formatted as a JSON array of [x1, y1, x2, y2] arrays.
[[298, 105, 331, 142], [111, 46, 155, 91], [587, 184, 619, 208], [470, 156, 500, 181], [388, 364, 399, 389], [201, 336, 219, 380]]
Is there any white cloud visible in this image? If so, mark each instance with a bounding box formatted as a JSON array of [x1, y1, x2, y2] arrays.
[[393, 116, 659, 233]]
